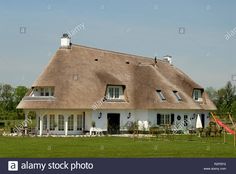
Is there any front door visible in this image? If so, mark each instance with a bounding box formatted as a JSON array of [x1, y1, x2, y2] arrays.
[[107, 113, 120, 134]]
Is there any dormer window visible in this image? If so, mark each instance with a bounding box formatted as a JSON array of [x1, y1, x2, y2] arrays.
[[30, 87, 54, 97], [156, 90, 166, 101], [193, 89, 203, 102], [106, 85, 124, 100], [173, 90, 182, 101]]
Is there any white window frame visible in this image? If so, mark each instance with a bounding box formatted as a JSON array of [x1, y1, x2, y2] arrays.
[[157, 90, 166, 101], [58, 115, 64, 131], [77, 114, 83, 131], [68, 115, 74, 131], [43, 115, 47, 130], [45, 88, 50, 96], [173, 91, 182, 101], [158, 114, 171, 125], [49, 114, 55, 131], [40, 88, 44, 96], [114, 87, 120, 98], [106, 86, 124, 100], [193, 89, 202, 101], [30, 87, 54, 97], [108, 87, 114, 99]]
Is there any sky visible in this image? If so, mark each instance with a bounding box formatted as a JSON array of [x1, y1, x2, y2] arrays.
[[0, 0, 235, 89]]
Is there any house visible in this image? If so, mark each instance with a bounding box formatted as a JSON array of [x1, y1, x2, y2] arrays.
[[17, 34, 216, 136]]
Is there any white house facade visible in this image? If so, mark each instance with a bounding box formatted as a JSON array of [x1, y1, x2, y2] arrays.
[[24, 109, 210, 136], [17, 34, 216, 136]]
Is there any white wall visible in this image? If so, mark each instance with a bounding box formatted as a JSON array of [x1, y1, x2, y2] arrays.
[[29, 109, 211, 135], [91, 110, 135, 131], [91, 109, 211, 131], [148, 110, 210, 129]]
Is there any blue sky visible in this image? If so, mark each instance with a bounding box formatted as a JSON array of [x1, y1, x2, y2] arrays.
[[0, 0, 235, 89]]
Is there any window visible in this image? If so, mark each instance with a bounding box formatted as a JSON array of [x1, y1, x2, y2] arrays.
[[40, 88, 44, 96], [77, 115, 83, 131], [68, 115, 74, 131], [30, 87, 55, 97], [173, 91, 182, 101], [164, 114, 170, 124], [193, 90, 198, 100], [58, 115, 64, 131], [114, 88, 119, 98], [43, 115, 47, 130], [193, 89, 202, 101], [49, 115, 55, 131], [45, 88, 49, 96], [156, 90, 166, 101], [106, 86, 124, 100], [157, 114, 171, 125], [108, 88, 114, 98]]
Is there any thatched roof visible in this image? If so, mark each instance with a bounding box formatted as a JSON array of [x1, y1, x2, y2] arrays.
[[17, 44, 216, 110]]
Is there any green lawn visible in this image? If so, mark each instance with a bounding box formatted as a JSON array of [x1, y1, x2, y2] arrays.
[[0, 135, 236, 158]]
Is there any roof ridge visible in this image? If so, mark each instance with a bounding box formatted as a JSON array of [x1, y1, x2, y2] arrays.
[[72, 44, 156, 62]]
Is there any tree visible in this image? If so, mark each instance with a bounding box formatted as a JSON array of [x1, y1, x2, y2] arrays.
[[205, 87, 218, 104], [13, 86, 28, 119], [206, 81, 236, 117], [224, 81, 236, 110], [216, 88, 227, 114], [0, 84, 14, 111], [231, 101, 236, 117], [0, 83, 28, 120], [13, 86, 28, 108], [214, 81, 236, 115]]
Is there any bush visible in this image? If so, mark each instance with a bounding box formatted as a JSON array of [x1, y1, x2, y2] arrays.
[[124, 121, 138, 134]]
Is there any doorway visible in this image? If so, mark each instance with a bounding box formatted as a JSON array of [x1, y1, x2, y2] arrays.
[[201, 114, 205, 128], [107, 113, 120, 134]]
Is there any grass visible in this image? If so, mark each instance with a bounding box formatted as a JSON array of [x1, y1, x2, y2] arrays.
[[0, 135, 236, 158]]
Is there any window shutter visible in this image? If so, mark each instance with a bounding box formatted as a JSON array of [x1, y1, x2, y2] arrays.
[[157, 114, 161, 125], [171, 114, 175, 125]]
